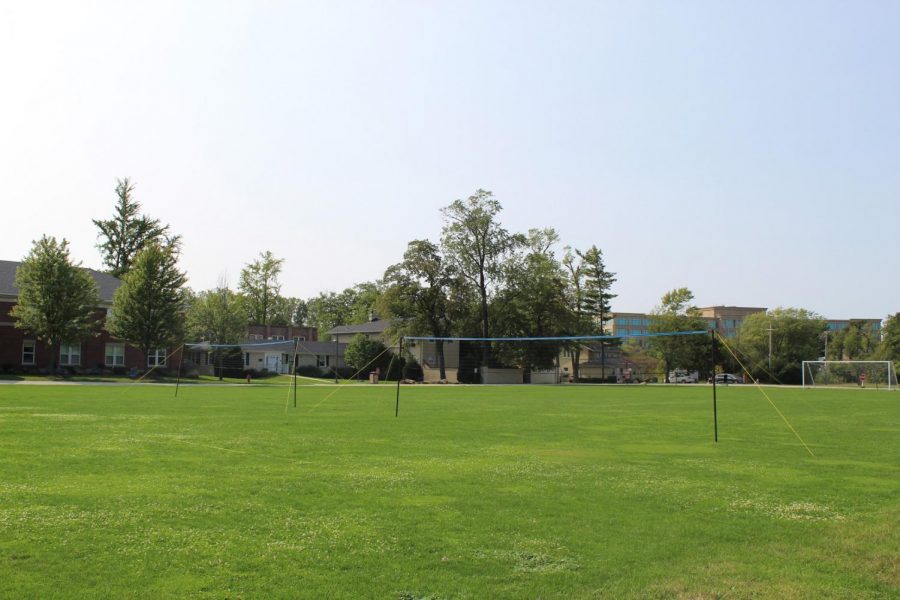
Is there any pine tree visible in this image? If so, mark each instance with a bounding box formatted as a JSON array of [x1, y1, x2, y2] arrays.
[[93, 178, 180, 278]]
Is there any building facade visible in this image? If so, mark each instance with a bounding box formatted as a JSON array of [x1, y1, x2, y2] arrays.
[[0, 260, 177, 373]]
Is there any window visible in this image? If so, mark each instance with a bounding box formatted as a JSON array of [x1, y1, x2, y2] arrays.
[[147, 348, 167, 367], [249, 334, 263, 340], [317, 354, 330, 367], [60, 343, 81, 366], [270, 335, 285, 341], [22, 340, 35, 365], [244, 353, 250, 367], [105, 343, 125, 366], [292, 336, 305, 342]]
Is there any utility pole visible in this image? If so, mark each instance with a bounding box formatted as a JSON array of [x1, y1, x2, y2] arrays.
[[766, 325, 774, 371]]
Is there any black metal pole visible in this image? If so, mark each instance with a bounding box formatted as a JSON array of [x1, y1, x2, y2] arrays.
[[293, 338, 298, 408], [711, 330, 718, 443], [334, 337, 339, 384], [174, 344, 185, 397], [395, 337, 403, 417]]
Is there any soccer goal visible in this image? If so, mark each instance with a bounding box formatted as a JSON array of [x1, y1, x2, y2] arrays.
[[801, 360, 897, 390]]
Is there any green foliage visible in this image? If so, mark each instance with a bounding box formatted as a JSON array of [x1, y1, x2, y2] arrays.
[[306, 283, 383, 333], [108, 243, 187, 359], [491, 229, 574, 369], [238, 251, 284, 326], [11, 236, 102, 368], [292, 298, 308, 327], [874, 313, 900, 365], [185, 284, 246, 344], [737, 308, 826, 384], [648, 287, 711, 381], [343, 333, 390, 375], [268, 296, 304, 327], [93, 178, 180, 278], [441, 189, 521, 341], [381, 239, 465, 379], [578, 245, 616, 333], [827, 319, 881, 360]]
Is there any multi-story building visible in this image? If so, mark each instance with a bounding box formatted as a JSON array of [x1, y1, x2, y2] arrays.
[[245, 324, 317, 343], [0, 259, 178, 373], [699, 306, 767, 339]]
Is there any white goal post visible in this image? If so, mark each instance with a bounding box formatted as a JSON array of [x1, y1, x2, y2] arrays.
[[801, 360, 897, 391]]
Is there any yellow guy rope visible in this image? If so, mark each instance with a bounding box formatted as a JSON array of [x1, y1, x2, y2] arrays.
[[716, 333, 816, 457], [307, 336, 401, 412], [131, 344, 185, 385]]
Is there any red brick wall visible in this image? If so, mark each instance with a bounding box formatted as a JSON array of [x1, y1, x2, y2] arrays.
[[0, 300, 178, 372]]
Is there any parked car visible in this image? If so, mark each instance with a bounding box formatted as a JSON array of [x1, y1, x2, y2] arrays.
[[669, 369, 699, 383], [713, 373, 743, 384]]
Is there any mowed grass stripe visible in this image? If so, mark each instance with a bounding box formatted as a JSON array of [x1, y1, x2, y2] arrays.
[[0, 384, 897, 598]]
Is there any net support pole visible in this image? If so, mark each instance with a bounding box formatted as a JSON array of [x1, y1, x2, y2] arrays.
[[293, 338, 298, 408], [711, 330, 718, 444], [174, 343, 185, 397], [395, 337, 403, 417], [334, 338, 339, 384]]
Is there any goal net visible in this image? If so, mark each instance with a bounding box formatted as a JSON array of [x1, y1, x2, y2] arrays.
[[801, 360, 897, 390]]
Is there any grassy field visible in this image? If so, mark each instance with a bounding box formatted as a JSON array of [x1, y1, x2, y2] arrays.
[[0, 383, 897, 598]]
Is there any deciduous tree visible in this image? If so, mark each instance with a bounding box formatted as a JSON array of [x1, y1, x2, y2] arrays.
[[737, 308, 826, 384], [12, 236, 102, 370], [441, 190, 520, 364], [239, 251, 284, 326], [381, 239, 462, 380], [185, 282, 246, 345], [648, 287, 710, 382]]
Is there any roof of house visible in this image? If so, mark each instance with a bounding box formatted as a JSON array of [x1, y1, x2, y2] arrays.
[[326, 319, 392, 336], [0, 260, 122, 304]]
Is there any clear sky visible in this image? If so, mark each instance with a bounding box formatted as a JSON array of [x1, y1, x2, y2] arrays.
[[1, 1, 898, 319]]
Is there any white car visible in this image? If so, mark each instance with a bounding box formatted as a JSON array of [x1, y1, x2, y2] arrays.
[[669, 370, 699, 383]]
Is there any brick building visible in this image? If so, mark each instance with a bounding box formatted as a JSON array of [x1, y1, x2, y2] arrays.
[[0, 260, 176, 373]]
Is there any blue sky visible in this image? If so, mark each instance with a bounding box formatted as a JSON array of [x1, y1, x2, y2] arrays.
[[1, 1, 897, 319]]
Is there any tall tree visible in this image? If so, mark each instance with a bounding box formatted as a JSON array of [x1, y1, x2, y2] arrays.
[[874, 313, 900, 365], [93, 178, 180, 278], [305, 282, 384, 333], [12, 236, 102, 371], [578, 245, 617, 334], [107, 243, 188, 367], [381, 239, 461, 380], [648, 287, 710, 382], [239, 251, 284, 326], [737, 308, 826, 384], [292, 298, 309, 327], [185, 282, 246, 345], [441, 189, 520, 364], [828, 319, 880, 360], [492, 228, 574, 371]]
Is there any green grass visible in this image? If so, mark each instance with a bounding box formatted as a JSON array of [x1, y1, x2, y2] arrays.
[[0, 383, 897, 598]]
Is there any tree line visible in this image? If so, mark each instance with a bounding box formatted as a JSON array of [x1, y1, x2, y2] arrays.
[[10, 179, 900, 382]]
